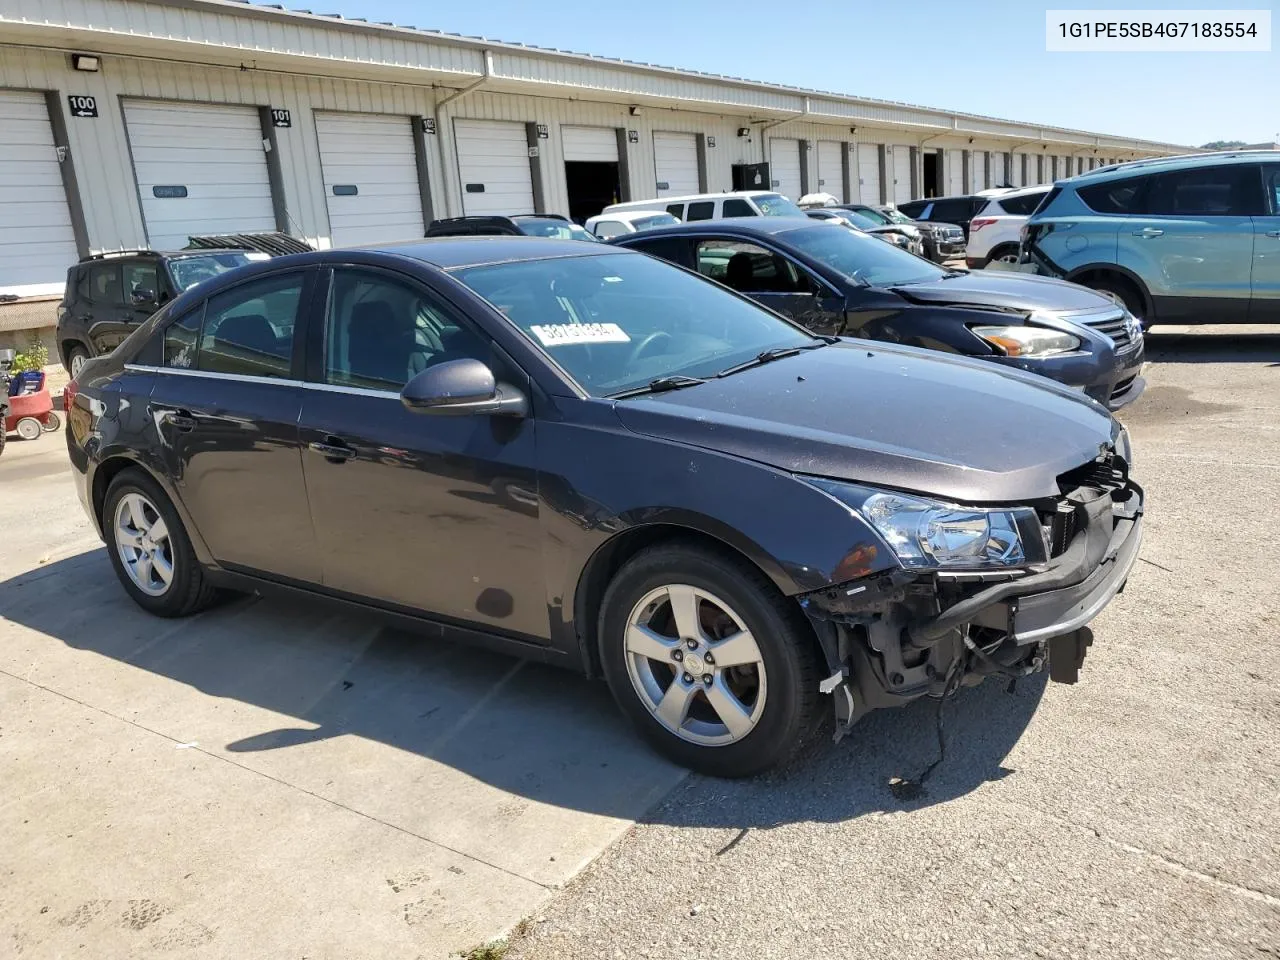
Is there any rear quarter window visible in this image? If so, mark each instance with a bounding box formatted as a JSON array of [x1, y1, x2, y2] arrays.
[[1078, 176, 1148, 214], [999, 192, 1049, 216]]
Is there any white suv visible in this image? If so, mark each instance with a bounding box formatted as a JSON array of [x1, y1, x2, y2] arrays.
[[601, 191, 805, 222], [965, 185, 1051, 269]]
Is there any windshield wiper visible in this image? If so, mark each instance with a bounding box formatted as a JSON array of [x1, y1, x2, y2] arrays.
[[716, 341, 826, 378], [608, 375, 707, 399]]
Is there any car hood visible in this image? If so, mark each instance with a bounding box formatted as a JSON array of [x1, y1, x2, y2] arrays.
[[612, 341, 1117, 503], [889, 270, 1115, 315]]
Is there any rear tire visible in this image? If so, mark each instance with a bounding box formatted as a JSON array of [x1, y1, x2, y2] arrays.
[[987, 244, 1021, 266], [103, 468, 217, 617], [598, 542, 824, 777]]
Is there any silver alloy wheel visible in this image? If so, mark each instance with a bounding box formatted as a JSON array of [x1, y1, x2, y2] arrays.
[[995, 250, 1020, 264], [70, 352, 86, 378], [624, 584, 768, 747], [113, 492, 175, 597]]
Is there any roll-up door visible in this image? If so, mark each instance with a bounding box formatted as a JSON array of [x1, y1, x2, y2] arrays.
[[454, 119, 535, 216], [857, 144, 880, 203], [991, 151, 1007, 187], [769, 137, 802, 199], [816, 141, 842, 200], [891, 146, 912, 202], [946, 150, 965, 195], [562, 126, 618, 162], [653, 132, 699, 198], [315, 112, 424, 246], [124, 100, 276, 250], [0, 90, 79, 294]]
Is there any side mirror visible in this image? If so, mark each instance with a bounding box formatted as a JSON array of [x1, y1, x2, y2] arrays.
[[400, 358, 528, 418], [131, 288, 156, 307]]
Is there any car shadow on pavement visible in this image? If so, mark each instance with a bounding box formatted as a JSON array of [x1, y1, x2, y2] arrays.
[[1, 548, 1043, 828], [1144, 331, 1280, 364]]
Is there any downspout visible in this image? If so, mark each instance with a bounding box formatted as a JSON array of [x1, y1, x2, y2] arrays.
[[434, 50, 493, 216]]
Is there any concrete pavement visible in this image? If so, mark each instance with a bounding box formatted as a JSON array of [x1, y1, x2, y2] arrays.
[[0, 430, 686, 959]]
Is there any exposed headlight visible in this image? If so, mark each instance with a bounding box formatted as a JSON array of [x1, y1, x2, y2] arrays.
[[971, 324, 1080, 358], [1116, 426, 1134, 468], [807, 480, 1044, 570]]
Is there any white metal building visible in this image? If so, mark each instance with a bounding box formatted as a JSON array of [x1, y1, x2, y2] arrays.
[[0, 0, 1188, 348]]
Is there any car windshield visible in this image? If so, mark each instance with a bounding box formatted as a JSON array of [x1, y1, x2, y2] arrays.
[[830, 209, 881, 230], [782, 225, 945, 286], [517, 218, 598, 241], [169, 252, 268, 290], [878, 208, 913, 224], [753, 194, 806, 217], [454, 252, 816, 397], [633, 213, 680, 231]]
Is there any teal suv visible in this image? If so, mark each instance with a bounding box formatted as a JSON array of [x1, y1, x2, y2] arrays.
[[1023, 151, 1280, 327]]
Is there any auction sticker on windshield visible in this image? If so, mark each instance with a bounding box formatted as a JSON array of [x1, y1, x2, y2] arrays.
[[531, 323, 631, 346]]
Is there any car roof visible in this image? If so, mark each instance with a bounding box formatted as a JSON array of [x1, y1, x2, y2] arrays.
[[79, 248, 257, 263], [610, 190, 781, 207], [611, 217, 819, 241], [356, 235, 629, 269], [591, 209, 679, 223], [991, 184, 1052, 197], [1071, 149, 1280, 185]]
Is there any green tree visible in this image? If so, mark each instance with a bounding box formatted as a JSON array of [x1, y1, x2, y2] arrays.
[[1199, 140, 1247, 150]]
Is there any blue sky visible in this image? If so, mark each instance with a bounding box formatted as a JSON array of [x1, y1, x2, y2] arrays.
[[315, 0, 1278, 146]]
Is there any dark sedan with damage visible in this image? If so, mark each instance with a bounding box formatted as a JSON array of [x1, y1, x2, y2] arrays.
[[67, 237, 1143, 777], [613, 218, 1145, 410]]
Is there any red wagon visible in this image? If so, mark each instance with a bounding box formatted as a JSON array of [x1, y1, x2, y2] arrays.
[[4, 369, 60, 441]]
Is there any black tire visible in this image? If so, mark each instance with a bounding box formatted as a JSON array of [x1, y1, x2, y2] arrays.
[[1087, 275, 1148, 329], [598, 542, 824, 778], [103, 468, 217, 617], [66, 345, 90, 380]]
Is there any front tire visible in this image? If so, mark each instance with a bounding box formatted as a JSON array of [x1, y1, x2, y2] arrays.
[[103, 468, 216, 617], [598, 542, 823, 777]]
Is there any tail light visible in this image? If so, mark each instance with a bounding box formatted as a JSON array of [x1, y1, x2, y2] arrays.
[[63, 377, 77, 412], [970, 218, 998, 232]]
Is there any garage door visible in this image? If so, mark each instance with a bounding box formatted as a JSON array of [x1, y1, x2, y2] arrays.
[[816, 141, 842, 200], [0, 90, 79, 294], [973, 152, 987, 191], [891, 146, 912, 202], [946, 150, 965, 195], [857, 143, 880, 204], [653, 132, 699, 197], [991, 151, 1007, 187], [124, 100, 276, 250], [562, 126, 618, 163], [769, 138, 802, 200], [454, 119, 535, 216], [314, 112, 424, 247]]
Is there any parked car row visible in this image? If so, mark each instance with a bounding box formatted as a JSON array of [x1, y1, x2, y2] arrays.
[[63, 181, 1147, 777]]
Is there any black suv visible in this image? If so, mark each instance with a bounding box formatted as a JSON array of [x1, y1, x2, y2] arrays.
[[897, 195, 992, 240], [425, 214, 599, 242], [57, 249, 273, 377]]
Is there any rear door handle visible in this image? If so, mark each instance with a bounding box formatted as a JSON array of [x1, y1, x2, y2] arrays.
[[1133, 227, 1164, 238], [309, 437, 357, 463], [159, 409, 197, 431], [1266, 230, 1280, 238]]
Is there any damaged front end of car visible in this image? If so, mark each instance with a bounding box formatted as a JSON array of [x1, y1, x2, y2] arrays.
[[798, 441, 1144, 739]]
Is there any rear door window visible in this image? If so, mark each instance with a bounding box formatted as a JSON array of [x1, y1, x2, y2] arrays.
[[1144, 164, 1265, 216], [197, 272, 305, 378], [721, 198, 756, 218], [1266, 165, 1280, 214], [665, 203, 685, 218], [998, 192, 1049, 216], [929, 198, 974, 223]]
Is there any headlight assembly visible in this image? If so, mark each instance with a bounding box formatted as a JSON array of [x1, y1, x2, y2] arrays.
[[971, 324, 1080, 358], [806, 479, 1046, 570]]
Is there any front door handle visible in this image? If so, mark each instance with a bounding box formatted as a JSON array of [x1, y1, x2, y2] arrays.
[[159, 409, 197, 431], [309, 437, 357, 463], [1133, 227, 1164, 238]]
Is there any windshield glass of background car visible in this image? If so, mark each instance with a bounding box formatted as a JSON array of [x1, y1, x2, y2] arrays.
[[169, 252, 264, 290], [753, 194, 806, 216], [879, 208, 911, 224], [782, 225, 945, 286], [519, 219, 596, 240], [454, 253, 814, 397], [834, 209, 881, 230]]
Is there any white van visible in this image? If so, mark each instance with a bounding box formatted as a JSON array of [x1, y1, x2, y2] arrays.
[[601, 190, 805, 223], [584, 209, 681, 239]]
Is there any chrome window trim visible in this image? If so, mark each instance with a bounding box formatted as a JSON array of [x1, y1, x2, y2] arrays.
[[124, 364, 401, 399]]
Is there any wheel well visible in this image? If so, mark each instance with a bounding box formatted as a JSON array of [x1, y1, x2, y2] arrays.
[[62, 338, 87, 362], [91, 457, 142, 528], [574, 524, 810, 678], [1068, 267, 1151, 317]]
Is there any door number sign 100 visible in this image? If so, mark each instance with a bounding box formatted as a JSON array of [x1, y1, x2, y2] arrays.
[[68, 95, 98, 118]]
